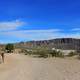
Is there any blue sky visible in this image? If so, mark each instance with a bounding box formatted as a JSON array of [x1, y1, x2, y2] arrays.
[[0, 0, 80, 43]]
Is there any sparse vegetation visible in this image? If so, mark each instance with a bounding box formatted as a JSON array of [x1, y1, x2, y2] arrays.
[[67, 51, 76, 57], [24, 49, 64, 58], [50, 50, 64, 58], [5, 44, 14, 53]]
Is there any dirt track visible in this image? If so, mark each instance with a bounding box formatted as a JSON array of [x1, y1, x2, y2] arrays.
[[0, 53, 80, 80]]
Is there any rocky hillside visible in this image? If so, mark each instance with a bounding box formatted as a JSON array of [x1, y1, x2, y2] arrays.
[[14, 38, 80, 51]]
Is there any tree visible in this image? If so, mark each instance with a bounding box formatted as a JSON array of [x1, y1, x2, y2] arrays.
[[5, 44, 14, 53]]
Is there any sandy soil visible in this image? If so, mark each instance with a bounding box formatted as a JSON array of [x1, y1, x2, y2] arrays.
[[0, 53, 80, 80]]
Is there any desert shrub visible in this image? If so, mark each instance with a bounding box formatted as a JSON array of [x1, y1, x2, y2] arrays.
[[26, 51, 33, 55], [57, 51, 64, 58], [32, 50, 48, 58], [24, 49, 64, 58], [67, 51, 76, 57], [49, 50, 64, 58], [21, 49, 26, 53], [49, 50, 57, 57], [5, 44, 14, 53], [28, 49, 52, 58]]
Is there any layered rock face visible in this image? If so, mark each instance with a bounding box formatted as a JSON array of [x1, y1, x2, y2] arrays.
[[51, 38, 80, 50], [15, 38, 80, 51]]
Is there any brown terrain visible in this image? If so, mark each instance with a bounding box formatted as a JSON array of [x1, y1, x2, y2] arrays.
[[0, 53, 80, 80], [15, 38, 80, 50]]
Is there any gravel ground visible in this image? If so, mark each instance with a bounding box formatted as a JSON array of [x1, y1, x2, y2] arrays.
[[0, 53, 80, 80]]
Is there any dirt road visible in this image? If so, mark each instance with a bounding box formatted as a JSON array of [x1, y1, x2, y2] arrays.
[[0, 53, 80, 80]]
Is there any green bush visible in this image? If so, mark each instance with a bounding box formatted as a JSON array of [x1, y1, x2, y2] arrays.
[[25, 49, 64, 58], [49, 50, 57, 57], [57, 51, 64, 58], [67, 51, 76, 57], [5, 44, 14, 53], [50, 50, 64, 58], [31, 50, 48, 58]]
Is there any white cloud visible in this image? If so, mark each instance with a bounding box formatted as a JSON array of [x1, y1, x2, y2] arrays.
[[0, 19, 80, 43], [0, 29, 62, 40], [0, 29, 80, 42], [71, 28, 80, 31], [0, 20, 25, 31]]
